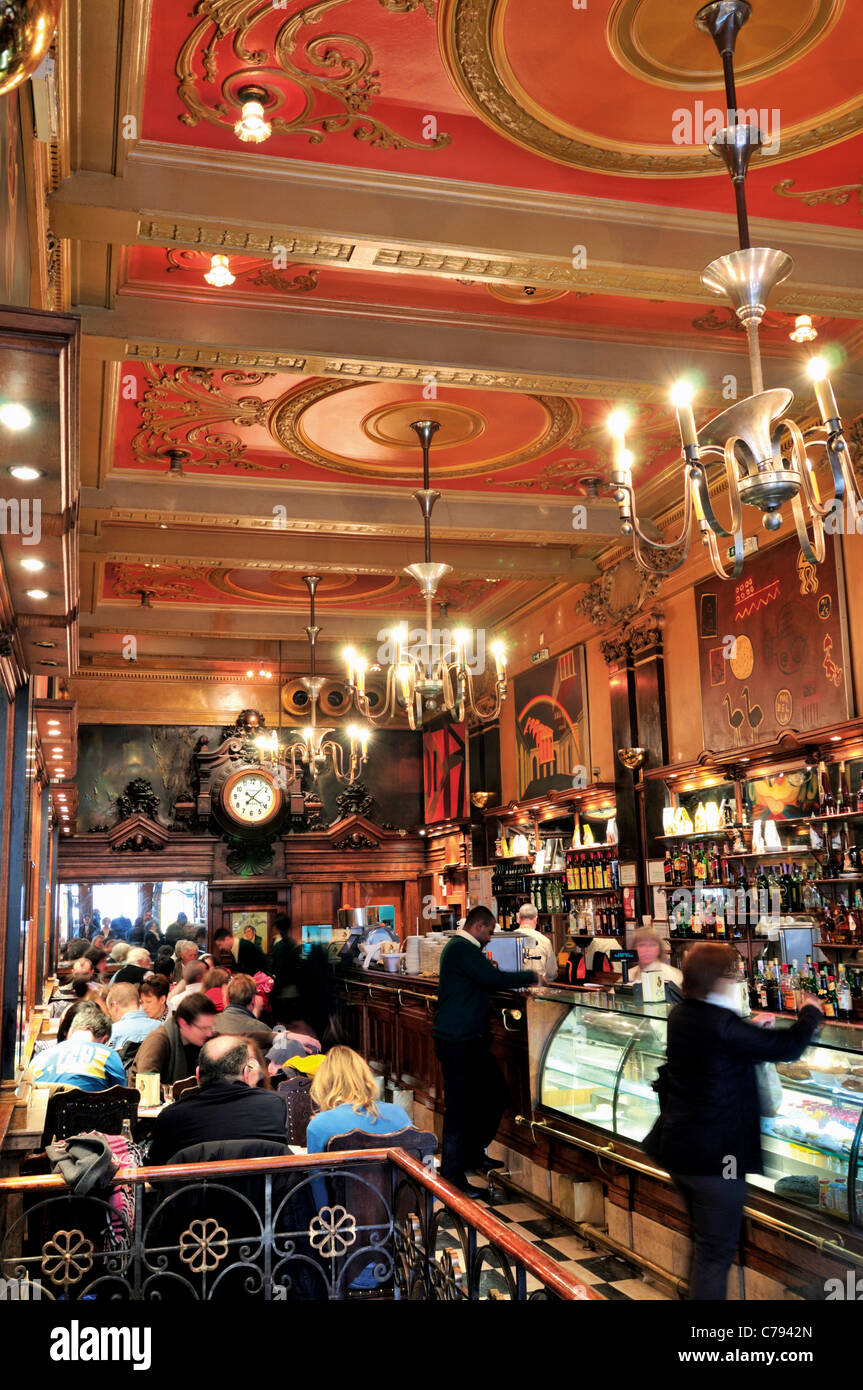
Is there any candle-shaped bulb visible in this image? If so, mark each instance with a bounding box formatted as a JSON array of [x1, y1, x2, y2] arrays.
[[808, 357, 839, 424], [452, 628, 469, 666], [671, 381, 698, 449]]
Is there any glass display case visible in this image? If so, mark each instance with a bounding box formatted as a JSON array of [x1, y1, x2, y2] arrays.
[[538, 993, 863, 1227]]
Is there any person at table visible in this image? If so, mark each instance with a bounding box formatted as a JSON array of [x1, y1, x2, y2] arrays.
[[501, 902, 558, 983], [84, 946, 111, 982], [629, 927, 683, 1000], [203, 967, 230, 1012], [130, 911, 161, 955], [171, 939, 200, 983], [433, 904, 538, 1197], [140, 976, 169, 1022], [642, 942, 822, 1301], [29, 1002, 126, 1092], [130, 992, 217, 1088], [112, 912, 133, 941], [145, 1036, 288, 1167], [305, 1046, 410, 1153], [168, 960, 207, 1013], [107, 981, 162, 1050], [112, 946, 152, 985], [212, 974, 274, 1048], [164, 910, 190, 947]]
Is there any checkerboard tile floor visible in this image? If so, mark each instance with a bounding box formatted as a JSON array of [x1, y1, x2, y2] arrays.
[[435, 1194, 672, 1300]]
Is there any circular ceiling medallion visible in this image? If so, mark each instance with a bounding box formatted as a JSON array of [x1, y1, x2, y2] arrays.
[[268, 379, 578, 480], [361, 400, 486, 449], [438, 0, 860, 177], [487, 284, 569, 305], [607, 0, 844, 90]]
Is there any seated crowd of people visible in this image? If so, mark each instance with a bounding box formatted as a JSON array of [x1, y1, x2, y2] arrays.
[[31, 916, 416, 1173]]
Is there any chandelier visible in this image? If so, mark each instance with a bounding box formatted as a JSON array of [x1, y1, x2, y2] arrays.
[[613, 0, 860, 581], [265, 576, 369, 786], [343, 420, 507, 730]]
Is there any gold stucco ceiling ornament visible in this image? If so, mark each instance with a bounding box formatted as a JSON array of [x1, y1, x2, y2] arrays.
[[603, 1, 862, 581], [176, 0, 451, 152], [438, 0, 859, 176], [131, 364, 281, 474], [268, 379, 577, 479], [773, 176, 863, 214]]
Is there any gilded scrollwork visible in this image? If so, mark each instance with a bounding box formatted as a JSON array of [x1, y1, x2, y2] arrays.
[[176, 0, 451, 152], [773, 177, 863, 213], [131, 364, 281, 473]]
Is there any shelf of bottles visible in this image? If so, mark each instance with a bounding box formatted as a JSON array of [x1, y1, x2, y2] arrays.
[[491, 847, 623, 936], [657, 761, 863, 962]]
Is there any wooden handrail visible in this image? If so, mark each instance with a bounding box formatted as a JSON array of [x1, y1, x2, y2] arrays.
[[0, 1145, 600, 1301]]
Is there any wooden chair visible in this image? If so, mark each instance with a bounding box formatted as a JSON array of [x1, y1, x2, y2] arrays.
[[39, 1084, 140, 1147], [323, 1127, 438, 1298], [276, 1074, 315, 1146], [171, 1075, 199, 1101]]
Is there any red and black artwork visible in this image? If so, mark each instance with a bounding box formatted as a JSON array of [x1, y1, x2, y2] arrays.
[[514, 647, 589, 798], [423, 723, 468, 825], [696, 534, 852, 754]]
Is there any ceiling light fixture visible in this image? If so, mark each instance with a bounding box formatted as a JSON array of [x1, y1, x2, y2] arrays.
[[790, 314, 817, 344], [234, 85, 272, 144], [204, 254, 235, 288], [25, 588, 48, 600], [611, 0, 858, 581], [21, 557, 44, 572], [346, 421, 507, 729], [0, 403, 32, 430], [277, 575, 370, 786], [9, 465, 41, 481]]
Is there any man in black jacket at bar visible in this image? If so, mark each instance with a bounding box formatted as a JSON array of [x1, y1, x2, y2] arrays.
[[433, 905, 537, 1196]]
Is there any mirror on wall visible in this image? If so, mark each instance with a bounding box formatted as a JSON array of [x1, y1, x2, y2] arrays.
[[59, 880, 208, 945]]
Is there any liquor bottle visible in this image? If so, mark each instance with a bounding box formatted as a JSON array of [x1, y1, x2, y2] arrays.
[[680, 843, 692, 884], [781, 962, 796, 1013], [839, 763, 853, 815], [672, 845, 682, 889], [756, 962, 768, 1010], [826, 975, 838, 1020], [694, 841, 707, 885], [764, 962, 781, 1012], [791, 861, 803, 913], [737, 957, 751, 1016], [819, 761, 835, 817], [710, 842, 721, 886], [778, 863, 791, 914], [714, 899, 726, 937], [837, 964, 853, 1022]]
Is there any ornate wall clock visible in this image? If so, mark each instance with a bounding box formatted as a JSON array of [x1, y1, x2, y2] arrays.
[[219, 767, 284, 831]]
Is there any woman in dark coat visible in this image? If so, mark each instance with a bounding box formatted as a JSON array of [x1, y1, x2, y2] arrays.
[[643, 942, 822, 1300]]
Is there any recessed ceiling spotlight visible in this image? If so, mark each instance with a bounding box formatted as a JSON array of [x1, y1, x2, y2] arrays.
[[39, 660, 59, 667], [20, 558, 44, 572], [34, 641, 56, 649], [26, 588, 49, 600], [9, 465, 41, 481], [0, 403, 32, 430]]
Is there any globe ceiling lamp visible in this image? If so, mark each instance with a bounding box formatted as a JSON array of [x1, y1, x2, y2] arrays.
[[282, 576, 370, 786], [611, 0, 859, 581], [343, 421, 507, 730]]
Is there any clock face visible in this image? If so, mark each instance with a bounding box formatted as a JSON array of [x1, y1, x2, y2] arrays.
[[226, 771, 278, 824]]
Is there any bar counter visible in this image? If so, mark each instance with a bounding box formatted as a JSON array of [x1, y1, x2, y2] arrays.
[[336, 965, 863, 1298]]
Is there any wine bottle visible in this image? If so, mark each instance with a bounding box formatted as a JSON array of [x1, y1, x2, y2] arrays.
[[839, 763, 853, 815], [781, 962, 796, 1013], [819, 761, 835, 817]]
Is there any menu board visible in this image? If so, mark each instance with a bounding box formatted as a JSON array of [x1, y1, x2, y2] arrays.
[[696, 534, 852, 753]]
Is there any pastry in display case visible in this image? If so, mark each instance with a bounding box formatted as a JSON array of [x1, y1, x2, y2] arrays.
[[538, 996, 863, 1227]]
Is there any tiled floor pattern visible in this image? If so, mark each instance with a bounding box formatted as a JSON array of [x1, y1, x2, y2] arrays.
[[435, 1195, 673, 1300]]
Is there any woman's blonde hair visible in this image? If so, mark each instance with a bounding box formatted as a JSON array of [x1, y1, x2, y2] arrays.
[[310, 1045, 380, 1118], [632, 927, 670, 962]]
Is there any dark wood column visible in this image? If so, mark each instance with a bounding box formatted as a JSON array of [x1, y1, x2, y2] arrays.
[[601, 613, 669, 921], [602, 632, 643, 914]]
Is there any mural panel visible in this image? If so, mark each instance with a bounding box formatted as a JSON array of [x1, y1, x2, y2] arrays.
[[514, 648, 589, 798]]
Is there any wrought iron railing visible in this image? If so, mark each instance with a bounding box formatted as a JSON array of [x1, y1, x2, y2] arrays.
[[0, 1148, 600, 1301]]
